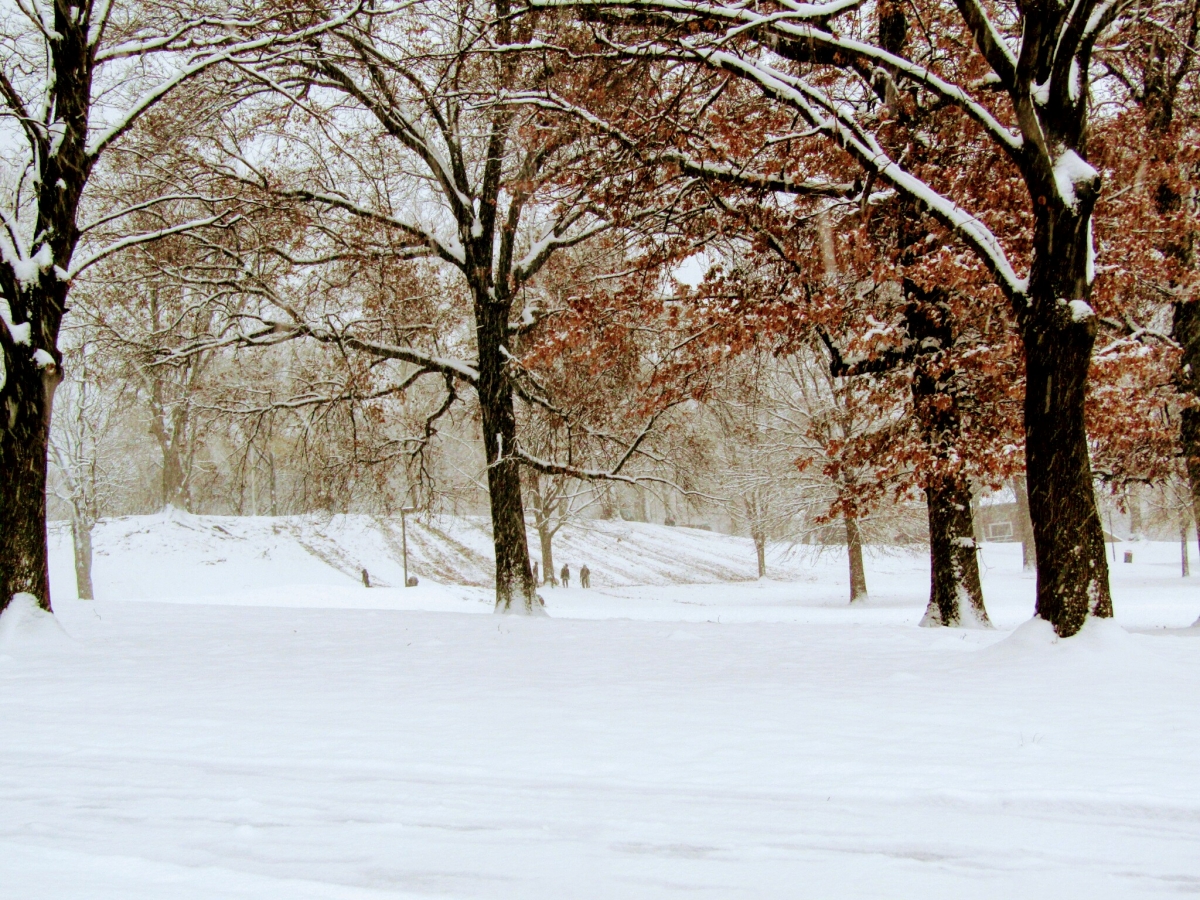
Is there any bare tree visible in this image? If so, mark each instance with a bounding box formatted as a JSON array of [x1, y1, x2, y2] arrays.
[[167, 0, 704, 611], [706, 354, 811, 577], [0, 0, 358, 612], [766, 346, 915, 603], [48, 341, 126, 599]]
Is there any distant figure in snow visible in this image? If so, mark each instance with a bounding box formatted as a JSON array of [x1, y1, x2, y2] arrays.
[[532, 562, 539, 585], [406, 575, 419, 587], [580, 565, 591, 589], [361, 568, 371, 588], [560, 564, 570, 588]]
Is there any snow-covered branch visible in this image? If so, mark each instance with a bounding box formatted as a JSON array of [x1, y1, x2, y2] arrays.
[[158, 319, 480, 386], [66, 214, 235, 281], [512, 445, 720, 500]]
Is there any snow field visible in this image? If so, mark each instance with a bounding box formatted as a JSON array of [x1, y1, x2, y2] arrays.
[[2, 516, 1198, 898]]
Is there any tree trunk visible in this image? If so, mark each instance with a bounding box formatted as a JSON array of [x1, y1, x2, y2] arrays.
[[159, 433, 190, 511], [1022, 204, 1113, 636], [1174, 302, 1200, 561], [919, 477, 989, 627], [1183, 522, 1191, 577], [901, 297, 990, 627], [1023, 334, 1112, 634], [1012, 474, 1035, 570], [538, 520, 556, 586], [633, 486, 648, 522], [844, 512, 867, 602], [0, 346, 59, 613], [753, 531, 766, 578], [267, 447, 278, 516], [476, 298, 539, 614], [1126, 483, 1143, 539], [71, 515, 95, 600], [600, 484, 617, 519]]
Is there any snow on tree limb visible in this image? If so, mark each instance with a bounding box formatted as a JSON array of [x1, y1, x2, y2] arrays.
[[66, 214, 236, 281], [85, 5, 369, 159], [157, 318, 481, 386], [689, 46, 1030, 303], [531, 0, 1025, 155]]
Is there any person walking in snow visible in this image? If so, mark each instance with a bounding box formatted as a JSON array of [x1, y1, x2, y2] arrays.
[[560, 563, 570, 588], [579, 565, 590, 589], [532, 561, 539, 586]]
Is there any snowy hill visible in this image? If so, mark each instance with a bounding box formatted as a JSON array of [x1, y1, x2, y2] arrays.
[[46, 511, 1200, 629], [47, 512, 816, 603]]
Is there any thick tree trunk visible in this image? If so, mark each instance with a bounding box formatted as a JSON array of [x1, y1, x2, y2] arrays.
[[1022, 202, 1113, 635], [753, 531, 766, 578], [1182, 523, 1191, 577], [0, 5, 84, 615], [1023, 329, 1112, 634], [71, 515, 95, 600], [902, 297, 991, 627], [844, 513, 867, 602], [0, 349, 59, 613], [919, 477, 989, 627], [476, 299, 539, 614]]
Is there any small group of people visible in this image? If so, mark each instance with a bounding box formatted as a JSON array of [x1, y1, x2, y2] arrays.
[[531, 561, 591, 588]]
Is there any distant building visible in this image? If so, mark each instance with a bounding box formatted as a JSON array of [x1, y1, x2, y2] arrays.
[[976, 488, 1122, 543], [975, 499, 1019, 542]]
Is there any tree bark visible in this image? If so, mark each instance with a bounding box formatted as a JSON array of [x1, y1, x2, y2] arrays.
[[844, 512, 867, 602], [753, 531, 766, 578], [903, 294, 990, 627], [267, 447, 278, 516], [144, 292, 196, 512], [146, 377, 193, 511], [0, 340, 60, 613], [1139, 5, 1200, 568], [476, 298, 540, 613], [1175, 302, 1200, 560], [538, 520, 556, 586], [920, 477, 989, 627], [1022, 206, 1113, 636], [1183, 522, 1191, 577], [71, 515, 95, 601], [0, 1, 84, 614]]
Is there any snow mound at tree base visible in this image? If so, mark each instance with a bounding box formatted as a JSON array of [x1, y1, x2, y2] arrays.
[[977, 615, 1147, 664], [0, 593, 72, 654]]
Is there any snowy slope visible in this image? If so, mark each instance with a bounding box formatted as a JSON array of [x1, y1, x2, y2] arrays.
[[47, 511, 819, 602], [45, 512, 1200, 629]]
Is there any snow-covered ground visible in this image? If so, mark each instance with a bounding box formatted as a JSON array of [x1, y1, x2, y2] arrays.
[[3, 515, 1199, 898]]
